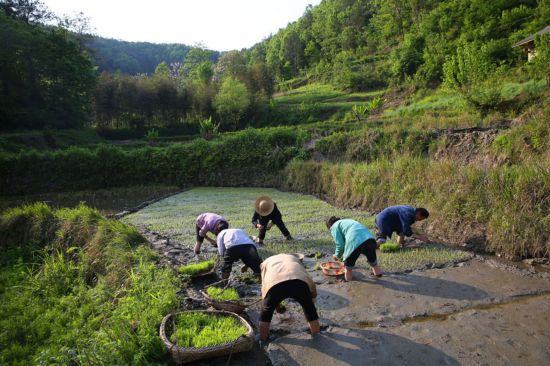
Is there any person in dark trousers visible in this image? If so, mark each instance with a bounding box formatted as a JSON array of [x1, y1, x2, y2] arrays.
[[216, 222, 263, 279], [259, 253, 320, 342], [194, 212, 228, 254], [252, 196, 292, 245], [375, 205, 429, 247], [326, 216, 383, 281]]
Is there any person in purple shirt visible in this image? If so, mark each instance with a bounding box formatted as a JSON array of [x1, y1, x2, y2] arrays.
[[194, 213, 228, 254], [375, 205, 429, 247]]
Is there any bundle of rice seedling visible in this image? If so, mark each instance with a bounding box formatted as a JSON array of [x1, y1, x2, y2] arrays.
[[379, 242, 400, 252], [160, 310, 254, 363], [178, 259, 215, 276], [169, 312, 247, 348], [206, 287, 240, 301]]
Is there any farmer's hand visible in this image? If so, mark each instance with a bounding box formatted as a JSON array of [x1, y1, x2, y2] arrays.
[[267, 222, 273, 230], [332, 254, 339, 262], [207, 237, 217, 246], [396, 234, 405, 246], [414, 234, 429, 242], [256, 224, 264, 229]]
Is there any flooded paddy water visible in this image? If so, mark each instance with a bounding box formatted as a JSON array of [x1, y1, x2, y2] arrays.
[[124, 188, 550, 365]]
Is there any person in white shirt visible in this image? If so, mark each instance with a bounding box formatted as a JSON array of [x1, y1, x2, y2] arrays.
[[216, 224, 263, 279]]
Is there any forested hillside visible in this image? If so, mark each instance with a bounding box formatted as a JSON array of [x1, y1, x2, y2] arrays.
[[255, 0, 549, 89], [86, 37, 219, 75]]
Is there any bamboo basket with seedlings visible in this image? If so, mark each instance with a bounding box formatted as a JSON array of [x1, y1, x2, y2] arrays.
[[160, 310, 254, 364], [200, 280, 261, 314]]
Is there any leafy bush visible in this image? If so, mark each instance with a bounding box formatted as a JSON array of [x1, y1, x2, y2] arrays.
[[0, 127, 309, 195], [443, 42, 504, 115], [198, 116, 219, 140]]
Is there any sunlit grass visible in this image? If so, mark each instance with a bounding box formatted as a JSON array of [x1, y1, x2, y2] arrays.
[[124, 187, 472, 272]]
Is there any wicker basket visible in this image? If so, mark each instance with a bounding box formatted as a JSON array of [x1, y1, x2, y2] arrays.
[[159, 310, 254, 364], [199, 290, 247, 313]]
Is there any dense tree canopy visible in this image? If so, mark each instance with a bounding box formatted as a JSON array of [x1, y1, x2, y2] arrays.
[[253, 0, 549, 89], [0, 11, 96, 129]]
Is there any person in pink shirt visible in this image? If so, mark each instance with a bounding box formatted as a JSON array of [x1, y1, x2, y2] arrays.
[[194, 213, 228, 254]]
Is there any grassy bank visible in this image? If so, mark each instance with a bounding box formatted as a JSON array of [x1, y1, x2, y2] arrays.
[[0, 185, 181, 215], [282, 157, 550, 258], [0, 203, 179, 364]]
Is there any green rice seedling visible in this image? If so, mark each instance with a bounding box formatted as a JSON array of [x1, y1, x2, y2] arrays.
[[177, 260, 215, 276], [169, 313, 247, 348], [379, 242, 400, 252], [206, 287, 240, 301]]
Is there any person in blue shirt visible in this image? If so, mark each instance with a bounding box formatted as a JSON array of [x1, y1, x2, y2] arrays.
[[326, 216, 383, 281], [375, 205, 429, 247]]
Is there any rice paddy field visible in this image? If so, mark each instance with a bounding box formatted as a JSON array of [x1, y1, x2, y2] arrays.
[[124, 187, 471, 272]]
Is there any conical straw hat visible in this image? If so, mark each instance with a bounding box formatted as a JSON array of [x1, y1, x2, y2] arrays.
[[255, 196, 274, 216]]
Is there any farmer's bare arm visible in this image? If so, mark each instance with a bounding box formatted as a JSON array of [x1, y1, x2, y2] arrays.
[[202, 235, 216, 246]]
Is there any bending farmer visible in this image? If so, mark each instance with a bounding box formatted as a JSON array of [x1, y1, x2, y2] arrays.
[[195, 213, 228, 254], [375, 205, 429, 246], [252, 196, 292, 245], [216, 224, 262, 279], [259, 253, 320, 341], [326, 216, 383, 281]]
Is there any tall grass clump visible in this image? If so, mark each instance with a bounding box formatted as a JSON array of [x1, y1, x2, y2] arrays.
[[0, 203, 180, 365]]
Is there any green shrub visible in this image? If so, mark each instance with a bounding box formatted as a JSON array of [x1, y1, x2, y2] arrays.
[[206, 287, 240, 301], [0, 127, 309, 195], [169, 313, 247, 348]]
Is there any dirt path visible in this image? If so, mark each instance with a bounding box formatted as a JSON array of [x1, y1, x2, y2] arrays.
[[139, 228, 550, 365]]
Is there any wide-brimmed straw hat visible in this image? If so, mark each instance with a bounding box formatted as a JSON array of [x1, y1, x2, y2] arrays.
[[255, 195, 274, 216]]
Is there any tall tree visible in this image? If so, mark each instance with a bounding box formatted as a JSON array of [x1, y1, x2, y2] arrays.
[[213, 77, 250, 131], [0, 0, 52, 24]]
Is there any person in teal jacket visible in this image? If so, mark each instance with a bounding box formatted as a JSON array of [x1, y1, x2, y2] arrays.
[[326, 216, 383, 281]]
